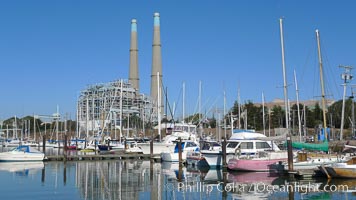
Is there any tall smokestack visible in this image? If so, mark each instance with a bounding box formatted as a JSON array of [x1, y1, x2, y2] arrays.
[[150, 12, 163, 115], [129, 19, 139, 92]]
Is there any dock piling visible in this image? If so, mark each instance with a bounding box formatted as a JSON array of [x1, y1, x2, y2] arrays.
[[64, 134, 68, 161], [222, 137, 227, 169], [150, 139, 153, 161], [95, 140, 97, 155], [178, 137, 183, 167], [287, 135, 295, 178], [42, 135, 46, 154]]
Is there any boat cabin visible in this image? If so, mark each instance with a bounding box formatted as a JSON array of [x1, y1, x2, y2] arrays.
[[226, 140, 278, 156], [200, 141, 221, 151], [173, 140, 199, 153]]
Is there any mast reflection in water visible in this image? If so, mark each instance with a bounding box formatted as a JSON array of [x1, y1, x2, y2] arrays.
[[75, 160, 163, 200], [0, 159, 355, 200]]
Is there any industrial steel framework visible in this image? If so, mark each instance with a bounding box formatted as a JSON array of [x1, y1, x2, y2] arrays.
[[77, 79, 154, 138]]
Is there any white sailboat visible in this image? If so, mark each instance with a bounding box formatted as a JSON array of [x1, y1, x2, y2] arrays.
[[278, 29, 350, 171]]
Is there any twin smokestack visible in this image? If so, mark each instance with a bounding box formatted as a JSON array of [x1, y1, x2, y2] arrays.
[[128, 12, 163, 114]]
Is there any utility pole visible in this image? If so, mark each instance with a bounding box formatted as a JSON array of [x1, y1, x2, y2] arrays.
[[340, 65, 353, 140]]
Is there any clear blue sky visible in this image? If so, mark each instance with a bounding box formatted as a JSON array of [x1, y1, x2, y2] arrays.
[[0, 0, 355, 120]]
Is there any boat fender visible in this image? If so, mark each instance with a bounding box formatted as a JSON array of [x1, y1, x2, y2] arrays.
[[235, 148, 241, 157]]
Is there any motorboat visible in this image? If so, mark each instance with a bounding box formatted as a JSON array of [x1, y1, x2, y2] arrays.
[[186, 140, 220, 168], [137, 123, 198, 155], [201, 130, 280, 168], [161, 140, 199, 162], [0, 145, 45, 161]]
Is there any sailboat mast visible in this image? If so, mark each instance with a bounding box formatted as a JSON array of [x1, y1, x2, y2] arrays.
[[199, 81, 202, 124], [199, 81, 204, 138], [56, 105, 59, 143], [294, 70, 302, 141], [238, 87, 241, 129], [316, 29, 328, 139], [182, 81, 185, 123], [279, 18, 289, 130], [224, 90, 227, 139], [157, 72, 161, 141], [33, 113, 36, 141], [119, 79, 123, 143], [14, 115, 17, 139], [303, 104, 307, 138], [262, 92, 266, 136]]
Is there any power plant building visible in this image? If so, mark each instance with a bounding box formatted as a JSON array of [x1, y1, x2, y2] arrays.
[[76, 80, 152, 136], [77, 13, 164, 137]]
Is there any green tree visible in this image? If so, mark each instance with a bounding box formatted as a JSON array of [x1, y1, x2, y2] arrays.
[[328, 99, 354, 129], [238, 101, 262, 130], [270, 105, 284, 128]]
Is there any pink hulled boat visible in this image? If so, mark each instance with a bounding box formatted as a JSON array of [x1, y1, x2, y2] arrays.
[[227, 151, 287, 172]]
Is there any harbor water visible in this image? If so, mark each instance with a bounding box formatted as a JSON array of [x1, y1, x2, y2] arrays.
[[0, 148, 355, 199]]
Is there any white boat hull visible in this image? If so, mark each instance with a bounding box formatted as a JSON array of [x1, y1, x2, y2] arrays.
[[201, 151, 234, 168], [202, 152, 223, 167], [161, 140, 200, 162], [0, 145, 45, 162], [125, 147, 143, 154], [284, 156, 350, 170], [0, 152, 45, 162], [136, 142, 175, 155]]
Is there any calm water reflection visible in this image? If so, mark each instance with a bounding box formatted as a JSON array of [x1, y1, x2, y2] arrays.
[[0, 150, 355, 199]]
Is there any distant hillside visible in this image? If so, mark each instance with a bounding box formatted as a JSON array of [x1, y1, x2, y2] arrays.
[[254, 98, 335, 109]]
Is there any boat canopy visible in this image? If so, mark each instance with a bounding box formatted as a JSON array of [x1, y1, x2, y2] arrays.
[[291, 141, 329, 152], [230, 131, 266, 140]]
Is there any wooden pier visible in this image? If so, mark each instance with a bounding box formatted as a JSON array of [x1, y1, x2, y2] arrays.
[[44, 153, 161, 162]]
